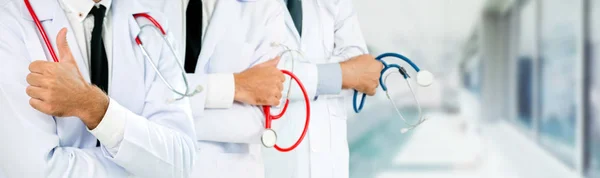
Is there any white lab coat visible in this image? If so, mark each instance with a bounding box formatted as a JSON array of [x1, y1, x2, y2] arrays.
[[263, 0, 368, 178], [0, 0, 196, 177], [153, 0, 323, 177]]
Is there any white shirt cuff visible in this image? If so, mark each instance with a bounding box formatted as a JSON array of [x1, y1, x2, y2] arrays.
[[88, 98, 126, 156], [205, 73, 235, 108]]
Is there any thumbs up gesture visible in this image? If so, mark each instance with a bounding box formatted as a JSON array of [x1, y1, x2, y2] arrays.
[[26, 28, 109, 129]]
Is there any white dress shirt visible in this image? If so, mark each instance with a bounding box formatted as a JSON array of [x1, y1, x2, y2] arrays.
[[59, 0, 123, 155]]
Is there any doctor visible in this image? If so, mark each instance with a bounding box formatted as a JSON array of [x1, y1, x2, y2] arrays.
[[153, 0, 292, 177], [0, 0, 196, 177], [263, 0, 383, 178]]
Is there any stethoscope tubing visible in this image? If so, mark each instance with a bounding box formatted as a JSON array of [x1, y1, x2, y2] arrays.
[[133, 14, 199, 101], [263, 70, 310, 152], [25, 0, 59, 62], [352, 52, 427, 133]]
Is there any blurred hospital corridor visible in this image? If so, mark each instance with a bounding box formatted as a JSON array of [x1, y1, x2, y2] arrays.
[[346, 0, 600, 177], [347, 90, 581, 178]]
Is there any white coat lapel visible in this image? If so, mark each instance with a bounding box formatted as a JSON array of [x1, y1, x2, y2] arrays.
[[280, 0, 300, 43], [107, 0, 146, 113], [21, 0, 90, 82], [196, 0, 238, 71]]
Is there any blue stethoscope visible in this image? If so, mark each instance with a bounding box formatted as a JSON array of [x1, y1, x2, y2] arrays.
[[353, 53, 434, 133]]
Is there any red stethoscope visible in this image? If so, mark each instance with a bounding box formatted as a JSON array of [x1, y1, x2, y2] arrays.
[[261, 70, 310, 152], [25, 0, 201, 101]]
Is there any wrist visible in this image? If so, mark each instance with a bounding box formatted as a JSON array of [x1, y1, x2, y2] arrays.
[[233, 73, 248, 102], [340, 62, 356, 89], [79, 86, 109, 130]]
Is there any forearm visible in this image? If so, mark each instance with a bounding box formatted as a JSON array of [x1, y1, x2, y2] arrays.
[[0, 90, 126, 178], [47, 147, 127, 178], [194, 104, 265, 144], [280, 61, 319, 101], [284, 62, 344, 101], [186, 73, 264, 144], [93, 99, 195, 178]]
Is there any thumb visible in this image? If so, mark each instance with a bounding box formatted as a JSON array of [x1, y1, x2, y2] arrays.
[[258, 56, 281, 67], [56, 28, 75, 64]]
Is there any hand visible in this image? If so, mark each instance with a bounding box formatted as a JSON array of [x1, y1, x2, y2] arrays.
[[26, 28, 109, 129], [340, 54, 383, 96], [233, 57, 285, 106]]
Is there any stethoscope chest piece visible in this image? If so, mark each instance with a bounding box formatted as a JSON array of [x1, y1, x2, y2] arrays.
[[261, 129, 277, 148], [416, 70, 434, 87]]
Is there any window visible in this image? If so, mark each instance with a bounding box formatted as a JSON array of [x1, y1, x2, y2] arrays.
[[516, 0, 537, 128], [539, 0, 583, 166], [587, 0, 600, 176]]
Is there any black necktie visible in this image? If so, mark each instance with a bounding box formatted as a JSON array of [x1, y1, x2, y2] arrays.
[[287, 0, 303, 36], [184, 0, 202, 73], [90, 5, 108, 147], [90, 5, 109, 93]]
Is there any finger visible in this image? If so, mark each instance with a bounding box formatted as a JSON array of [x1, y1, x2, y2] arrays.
[[367, 54, 376, 59], [26, 86, 47, 101], [258, 56, 281, 67], [26, 73, 48, 88], [372, 80, 381, 88], [56, 28, 76, 65], [275, 92, 282, 100], [366, 89, 376, 96], [29, 98, 49, 113], [271, 98, 280, 106], [29, 61, 52, 74], [377, 61, 384, 69], [369, 85, 378, 95], [278, 72, 285, 83], [276, 82, 284, 92]]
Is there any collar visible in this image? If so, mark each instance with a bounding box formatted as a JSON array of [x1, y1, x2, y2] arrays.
[[59, 0, 112, 22]]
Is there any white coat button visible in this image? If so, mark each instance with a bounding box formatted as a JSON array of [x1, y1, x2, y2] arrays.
[[311, 148, 318, 152]]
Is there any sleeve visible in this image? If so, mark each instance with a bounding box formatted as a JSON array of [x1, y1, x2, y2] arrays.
[[204, 73, 235, 109], [186, 73, 266, 144], [320, 0, 369, 97], [100, 15, 196, 178], [315, 63, 343, 96], [87, 103, 126, 155], [0, 23, 127, 178]]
